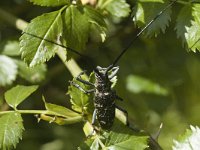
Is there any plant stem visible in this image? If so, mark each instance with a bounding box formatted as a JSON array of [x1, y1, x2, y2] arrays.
[[56, 48, 84, 77], [0, 110, 55, 115], [0, 8, 83, 77], [0, 8, 27, 31], [0, 110, 83, 124]]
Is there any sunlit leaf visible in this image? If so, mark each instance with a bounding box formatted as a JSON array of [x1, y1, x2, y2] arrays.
[[0, 112, 24, 150], [20, 5, 106, 67], [68, 72, 95, 113], [5, 85, 38, 109], [173, 125, 200, 150], [97, 0, 131, 18], [0, 41, 20, 56], [185, 4, 200, 52], [28, 0, 70, 6], [20, 7, 65, 67], [126, 75, 169, 96], [175, 5, 192, 45], [133, 0, 172, 37], [44, 99, 81, 118], [62, 5, 90, 51], [68, 79, 91, 113], [185, 21, 200, 52], [0, 55, 17, 86], [16, 60, 46, 83]]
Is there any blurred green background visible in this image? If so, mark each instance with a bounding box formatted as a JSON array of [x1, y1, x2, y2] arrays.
[[0, 0, 200, 149]]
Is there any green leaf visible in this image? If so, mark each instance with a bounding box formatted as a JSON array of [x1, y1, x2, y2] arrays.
[[133, 0, 172, 37], [68, 79, 91, 113], [0, 55, 17, 86], [185, 4, 200, 52], [20, 5, 106, 67], [41, 98, 82, 125], [20, 7, 65, 67], [62, 5, 90, 51], [44, 100, 81, 118], [28, 0, 70, 7], [62, 5, 106, 51], [0, 41, 20, 56], [97, 0, 131, 18], [105, 122, 148, 149], [0, 112, 24, 150], [84, 6, 107, 42], [68, 72, 94, 113], [16, 60, 46, 83], [172, 125, 200, 150], [5, 85, 38, 109], [175, 4, 200, 51], [126, 75, 169, 96], [80, 120, 149, 150], [175, 5, 192, 45]]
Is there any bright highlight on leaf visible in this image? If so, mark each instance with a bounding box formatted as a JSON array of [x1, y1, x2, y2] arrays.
[[0, 55, 17, 86], [126, 75, 169, 96], [0, 112, 24, 150], [173, 125, 200, 150], [5, 85, 38, 109], [20, 7, 65, 67], [175, 4, 200, 52]]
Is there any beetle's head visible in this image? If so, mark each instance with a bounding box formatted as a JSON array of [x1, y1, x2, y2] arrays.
[[94, 66, 107, 80], [94, 65, 117, 81]]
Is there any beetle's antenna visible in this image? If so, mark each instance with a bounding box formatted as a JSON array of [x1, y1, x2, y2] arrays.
[[111, 0, 177, 67], [23, 32, 88, 58]]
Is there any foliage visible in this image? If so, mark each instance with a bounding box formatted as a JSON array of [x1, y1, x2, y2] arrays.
[[1, 0, 200, 150], [0, 85, 38, 150], [0, 112, 24, 150], [80, 121, 149, 150], [0, 55, 17, 86], [20, 3, 106, 67], [5, 85, 38, 109], [0, 40, 47, 86]]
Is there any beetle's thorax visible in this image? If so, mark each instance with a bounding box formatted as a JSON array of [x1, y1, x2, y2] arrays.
[[94, 66, 112, 92]]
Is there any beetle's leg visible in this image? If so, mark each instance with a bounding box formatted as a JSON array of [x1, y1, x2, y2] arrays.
[[70, 81, 95, 94], [115, 105, 129, 126], [76, 71, 94, 86], [92, 109, 97, 125], [116, 95, 123, 101], [109, 66, 119, 79], [86, 109, 98, 139]]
